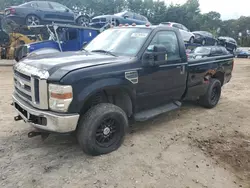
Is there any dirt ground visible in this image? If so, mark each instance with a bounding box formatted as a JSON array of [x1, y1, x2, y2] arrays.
[[0, 59, 250, 188]]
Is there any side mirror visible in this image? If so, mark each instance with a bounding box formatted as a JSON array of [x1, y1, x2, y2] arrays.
[[124, 15, 129, 19], [142, 44, 167, 67], [65, 9, 69, 12]]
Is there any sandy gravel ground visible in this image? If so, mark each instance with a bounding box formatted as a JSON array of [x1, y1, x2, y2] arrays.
[[0, 59, 250, 188]]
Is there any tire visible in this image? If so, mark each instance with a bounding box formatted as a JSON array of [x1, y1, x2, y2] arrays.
[[76, 16, 89, 27], [25, 15, 40, 26], [189, 37, 194, 44], [199, 79, 221, 109], [202, 39, 206, 45], [233, 47, 236, 54], [77, 103, 128, 156]]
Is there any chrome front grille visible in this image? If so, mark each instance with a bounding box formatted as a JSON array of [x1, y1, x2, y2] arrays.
[[13, 62, 49, 109]]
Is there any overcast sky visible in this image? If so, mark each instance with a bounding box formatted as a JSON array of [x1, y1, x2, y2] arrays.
[[167, 0, 249, 20]]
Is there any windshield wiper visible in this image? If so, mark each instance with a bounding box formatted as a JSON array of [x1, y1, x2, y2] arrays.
[[91, 50, 117, 57]]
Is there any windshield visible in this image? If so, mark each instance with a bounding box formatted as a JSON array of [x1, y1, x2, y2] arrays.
[[85, 28, 151, 56], [194, 47, 211, 54]]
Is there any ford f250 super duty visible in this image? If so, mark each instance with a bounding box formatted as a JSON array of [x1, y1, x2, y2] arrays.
[[12, 25, 234, 156]]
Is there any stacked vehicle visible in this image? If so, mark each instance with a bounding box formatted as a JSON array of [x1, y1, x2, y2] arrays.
[[4, 1, 90, 26], [14, 23, 100, 62], [90, 11, 149, 28]]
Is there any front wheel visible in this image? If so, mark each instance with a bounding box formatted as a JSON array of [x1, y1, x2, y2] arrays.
[[199, 79, 221, 108], [76, 16, 89, 26], [189, 37, 194, 44], [77, 103, 128, 156]]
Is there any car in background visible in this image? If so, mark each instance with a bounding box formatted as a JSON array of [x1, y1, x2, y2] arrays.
[[188, 46, 230, 59], [235, 48, 250, 58], [218, 36, 237, 53], [160, 22, 195, 43], [192, 31, 217, 45], [4, 1, 89, 26], [89, 11, 149, 28]]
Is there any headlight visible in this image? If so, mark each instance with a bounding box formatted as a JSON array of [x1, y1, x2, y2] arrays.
[[48, 84, 73, 112]]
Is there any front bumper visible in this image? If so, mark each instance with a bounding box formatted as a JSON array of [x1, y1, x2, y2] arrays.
[[12, 93, 79, 133]]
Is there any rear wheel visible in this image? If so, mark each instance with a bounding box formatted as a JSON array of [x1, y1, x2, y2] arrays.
[[77, 103, 128, 156], [26, 15, 40, 26], [199, 79, 221, 108]]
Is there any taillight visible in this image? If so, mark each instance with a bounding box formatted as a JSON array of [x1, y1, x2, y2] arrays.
[[6, 8, 16, 14], [10, 8, 16, 14]]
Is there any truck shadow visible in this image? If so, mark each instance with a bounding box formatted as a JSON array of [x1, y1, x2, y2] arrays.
[[1, 101, 206, 161]]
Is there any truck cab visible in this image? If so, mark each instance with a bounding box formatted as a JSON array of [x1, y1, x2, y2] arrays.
[[14, 23, 100, 61], [12, 25, 234, 156]]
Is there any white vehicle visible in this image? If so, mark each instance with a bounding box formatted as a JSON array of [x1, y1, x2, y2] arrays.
[[160, 22, 195, 43]]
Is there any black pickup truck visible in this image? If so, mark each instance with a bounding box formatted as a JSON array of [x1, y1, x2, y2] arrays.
[[12, 25, 234, 156]]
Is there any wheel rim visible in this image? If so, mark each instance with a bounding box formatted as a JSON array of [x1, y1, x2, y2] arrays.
[[95, 117, 120, 147], [211, 86, 219, 103], [27, 16, 39, 26], [78, 17, 89, 26]]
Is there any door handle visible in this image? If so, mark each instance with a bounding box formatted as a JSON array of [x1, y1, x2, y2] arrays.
[[177, 65, 185, 74]]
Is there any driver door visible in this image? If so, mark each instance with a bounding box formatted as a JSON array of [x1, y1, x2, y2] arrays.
[[136, 31, 187, 111]]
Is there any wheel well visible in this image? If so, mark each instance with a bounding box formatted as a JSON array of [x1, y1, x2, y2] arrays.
[[212, 72, 224, 86], [77, 15, 90, 21], [80, 88, 133, 118]]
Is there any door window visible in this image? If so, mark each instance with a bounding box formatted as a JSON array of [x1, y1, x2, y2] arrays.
[[67, 30, 77, 40], [173, 24, 181, 30], [149, 31, 180, 62], [37, 2, 51, 9], [50, 2, 68, 12], [134, 14, 142, 20], [123, 12, 133, 19], [182, 25, 189, 32]]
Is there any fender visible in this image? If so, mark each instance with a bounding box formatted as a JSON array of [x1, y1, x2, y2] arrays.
[[74, 78, 136, 113]]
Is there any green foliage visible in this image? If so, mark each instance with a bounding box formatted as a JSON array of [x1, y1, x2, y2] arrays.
[[0, 0, 250, 46]]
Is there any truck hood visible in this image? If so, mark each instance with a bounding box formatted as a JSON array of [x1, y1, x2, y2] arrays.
[[19, 51, 129, 78]]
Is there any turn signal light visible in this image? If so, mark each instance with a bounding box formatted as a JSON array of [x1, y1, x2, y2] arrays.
[[50, 92, 73, 99]]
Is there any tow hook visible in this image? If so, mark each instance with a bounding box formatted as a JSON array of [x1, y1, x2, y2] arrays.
[[28, 131, 50, 140], [14, 115, 22, 121]]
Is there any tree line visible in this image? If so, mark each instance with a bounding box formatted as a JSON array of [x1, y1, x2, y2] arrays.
[[1, 0, 250, 46]]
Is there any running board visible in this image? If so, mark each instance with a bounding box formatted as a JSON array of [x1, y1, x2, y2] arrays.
[[134, 101, 182, 122]]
